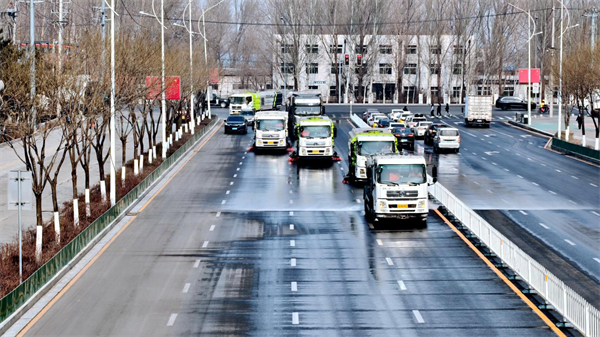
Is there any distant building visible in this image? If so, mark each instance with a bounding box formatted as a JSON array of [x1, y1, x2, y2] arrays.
[[213, 67, 272, 98]]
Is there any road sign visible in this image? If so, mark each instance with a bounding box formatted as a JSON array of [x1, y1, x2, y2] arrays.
[[532, 83, 539, 94], [8, 171, 32, 211]]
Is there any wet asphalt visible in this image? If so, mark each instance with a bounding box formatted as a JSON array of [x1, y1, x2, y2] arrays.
[[20, 108, 557, 336]]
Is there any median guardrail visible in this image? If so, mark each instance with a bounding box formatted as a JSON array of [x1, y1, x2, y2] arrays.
[[551, 137, 600, 164], [0, 117, 219, 324], [350, 113, 370, 128], [428, 180, 600, 337]]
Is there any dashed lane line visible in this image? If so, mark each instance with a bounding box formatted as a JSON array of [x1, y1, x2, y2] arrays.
[[539, 223, 550, 229], [549, 190, 557, 195], [290, 224, 295, 230], [592, 211, 600, 217], [292, 313, 299, 325], [233, 174, 237, 178], [289, 211, 294, 216], [230, 181, 234, 185], [291, 258, 297, 267], [182, 283, 191, 293], [167, 313, 178, 327], [386, 257, 394, 266], [216, 211, 221, 217], [397, 280, 407, 291], [202, 241, 209, 248], [221, 200, 227, 205], [517, 175, 524, 179], [290, 240, 296, 247], [226, 190, 230, 195], [590, 183, 598, 187], [291, 282, 298, 292], [209, 225, 215, 231], [412, 310, 425, 324], [519, 210, 528, 216], [571, 176, 578, 180], [569, 200, 577, 205], [564, 239, 576, 246], [594, 258, 600, 264], [532, 182, 539, 186], [376, 239, 383, 246], [193, 259, 201, 268]]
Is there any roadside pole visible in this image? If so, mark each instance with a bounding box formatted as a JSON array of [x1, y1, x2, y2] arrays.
[[8, 171, 33, 284]]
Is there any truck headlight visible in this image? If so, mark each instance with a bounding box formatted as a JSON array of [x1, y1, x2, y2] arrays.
[[359, 168, 366, 175], [301, 148, 307, 155], [379, 200, 387, 210], [417, 200, 426, 210], [257, 140, 262, 145], [279, 139, 285, 145]]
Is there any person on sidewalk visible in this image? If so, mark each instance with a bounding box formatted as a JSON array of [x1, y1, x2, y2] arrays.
[[445, 103, 450, 117], [437, 103, 442, 117], [430, 103, 435, 117], [576, 113, 583, 130]]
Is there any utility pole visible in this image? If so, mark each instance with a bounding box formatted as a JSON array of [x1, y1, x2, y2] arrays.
[[558, 2, 564, 139], [109, 0, 116, 206], [29, 0, 36, 125], [583, 8, 598, 52], [550, 6, 555, 118], [281, 17, 286, 107]]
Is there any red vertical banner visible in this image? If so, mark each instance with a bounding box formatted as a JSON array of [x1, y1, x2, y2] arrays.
[[209, 69, 219, 84], [145, 76, 181, 100], [518, 69, 540, 83]]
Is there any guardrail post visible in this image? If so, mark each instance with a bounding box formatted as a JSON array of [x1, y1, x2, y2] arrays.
[[585, 304, 589, 335]]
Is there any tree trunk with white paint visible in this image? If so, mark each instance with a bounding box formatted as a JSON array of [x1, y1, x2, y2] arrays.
[[54, 212, 60, 244]]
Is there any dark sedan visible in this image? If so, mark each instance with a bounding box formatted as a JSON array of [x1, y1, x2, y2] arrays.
[[377, 117, 391, 128], [495, 96, 536, 110], [224, 115, 248, 134], [391, 127, 415, 150], [424, 123, 447, 145]]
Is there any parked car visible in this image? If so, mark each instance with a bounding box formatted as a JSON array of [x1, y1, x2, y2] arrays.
[[424, 123, 447, 145], [391, 127, 415, 150], [495, 96, 536, 110], [210, 93, 230, 108], [224, 115, 248, 134], [433, 127, 460, 153]]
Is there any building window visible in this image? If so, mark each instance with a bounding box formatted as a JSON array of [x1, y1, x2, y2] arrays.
[[308, 85, 318, 90], [454, 45, 465, 55], [379, 45, 392, 54], [430, 46, 441, 54], [331, 62, 342, 74], [477, 86, 492, 95], [430, 63, 440, 75], [353, 63, 368, 74], [503, 87, 515, 96], [306, 63, 319, 74], [281, 44, 293, 54], [355, 45, 367, 54], [330, 44, 342, 54], [404, 63, 417, 75], [452, 63, 462, 75], [430, 86, 439, 98], [406, 45, 417, 54], [306, 44, 318, 54], [379, 63, 392, 75], [452, 86, 462, 98], [281, 62, 294, 74]]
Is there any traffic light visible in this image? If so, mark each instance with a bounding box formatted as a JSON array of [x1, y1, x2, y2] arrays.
[[344, 54, 349, 65], [356, 54, 362, 66]]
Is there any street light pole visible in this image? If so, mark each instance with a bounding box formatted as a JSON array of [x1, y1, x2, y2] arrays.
[[29, 0, 36, 125], [281, 17, 286, 107], [188, 0, 194, 132], [109, 0, 116, 205]]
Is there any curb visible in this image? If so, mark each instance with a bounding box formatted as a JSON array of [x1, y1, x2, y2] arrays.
[[506, 120, 555, 138], [0, 118, 220, 335]]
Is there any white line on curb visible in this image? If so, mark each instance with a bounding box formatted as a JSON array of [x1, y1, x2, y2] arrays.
[[182, 283, 191, 293], [397, 280, 407, 291], [412, 310, 425, 323], [167, 313, 178, 326], [292, 312, 299, 325], [386, 257, 394, 266]]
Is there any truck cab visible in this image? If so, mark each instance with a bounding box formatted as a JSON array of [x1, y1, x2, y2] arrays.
[[287, 93, 324, 137], [254, 111, 288, 150], [363, 154, 437, 224], [229, 92, 260, 115], [294, 116, 337, 159], [348, 128, 398, 181]]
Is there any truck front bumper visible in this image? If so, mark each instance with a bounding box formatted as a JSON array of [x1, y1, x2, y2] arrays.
[[299, 147, 333, 158], [256, 138, 286, 149], [375, 212, 428, 220]]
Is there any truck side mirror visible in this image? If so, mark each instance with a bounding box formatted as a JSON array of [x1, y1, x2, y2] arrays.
[[432, 166, 438, 183]]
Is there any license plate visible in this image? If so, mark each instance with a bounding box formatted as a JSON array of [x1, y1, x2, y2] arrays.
[[401, 139, 408, 142], [477, 119, 482, 122], [391, 204, 408, 209], [312, 150, 320, 153], [267, 141, 275, 145], [232, 127, 237, 130]]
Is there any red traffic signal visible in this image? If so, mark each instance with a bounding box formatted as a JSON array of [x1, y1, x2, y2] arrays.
[[344, 54, 349, 65], [356, 54, 362, 65]]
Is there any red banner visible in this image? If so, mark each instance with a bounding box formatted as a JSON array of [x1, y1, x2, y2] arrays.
[[145, 76, 181, 100], [209, 69, 219, 84], [518, 69, 540, 84]]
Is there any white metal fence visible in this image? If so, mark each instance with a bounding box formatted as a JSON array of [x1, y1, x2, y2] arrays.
[[428, 180, 600, 337]]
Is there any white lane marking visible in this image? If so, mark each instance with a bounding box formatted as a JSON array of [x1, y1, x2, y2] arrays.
[[291, 258, 297, 267], [594, 258, 600, 264], [230, 181, 234, 185], [289, 190, 293, 194], [504, 168, 510, 172], [549, 190, 557, 195], [590, 183, 598, 187], [532, 182, 539, 186], [516, 153, 522, 156], [209, 225, 216, 231], [193, 259, 201, 268], [539, 223, 550, 229], [564, 239, 576, 246], [376, 239, 383, 246], [461, 174, 467, 177], [291, 282, 298, 292], [244, 151, 247, 154], [473, 181, 480, 185], [571, 176, 578, 180], [486, 190, 493, 194], [517, 175, 524, 179], [540, 163, 547, 166], [183, 283, 191, 293], [289, 199, 294, 204], [412, 310, 425, 324], [221, 200, 227, 204], [226, 190, 230, 195], [463, 130, 477, 137], [569, 200, 577, 204], [496, 131, 514, 138], [529, 142, 534, 145], [239, 162, 243, 165], [591, 211, 600, 217], [167, 313, 178, 326], [555, 169, 561, 173], [472, 152, 477, 155], [216, 212, 221, 217], [242, 156, 245, 159], [236, 168, 240, 171], [368, 223, 374, 229], [290, 240, 296, 247], [292, 312, 299, 325], [519, 210, 528, 216], [202, 241, 209, 248], [289, 211, 294, 216], [355, 199, 361, 203], [397, 280, 407, 291], [233, 174, 237, 178], [481, 157, 487, 161], [290, 224, 295, 230], [386, 257, 394, 266], [492, 162, 497, 165], [527, 157, 533, 161]]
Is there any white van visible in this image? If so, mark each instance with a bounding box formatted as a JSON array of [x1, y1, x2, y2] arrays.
[[433, 127, 460, 153]]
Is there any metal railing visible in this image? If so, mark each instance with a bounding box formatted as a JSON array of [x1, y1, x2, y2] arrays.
[[0, 117, 219, 323], [428, 180, 600, 337]]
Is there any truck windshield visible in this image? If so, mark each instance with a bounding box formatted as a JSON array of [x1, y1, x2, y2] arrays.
[[358, 141, 395, 155], [231, 96, 248, 104], [293, 106, 321, 115], [378, 164, 426, 185], [299, 126, 330, 138], [257, 119, 285, 131]]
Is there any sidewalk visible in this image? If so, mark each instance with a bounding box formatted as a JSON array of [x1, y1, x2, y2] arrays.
[[524, 112, 598, 148]]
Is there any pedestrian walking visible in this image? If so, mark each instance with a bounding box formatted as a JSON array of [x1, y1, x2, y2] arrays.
[[430, 103, 435, 117], [437, 103, 442, 117], [576, 113, 583, 130], [445, 103, 450, 117]]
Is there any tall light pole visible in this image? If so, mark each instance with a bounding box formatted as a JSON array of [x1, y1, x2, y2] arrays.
[[281, 16, 286, 106], [109, 0, 117, 206], [174, 0, 197, 134], [196, 0, 225, 119], [508, 4, 540, 126], [140, 0, 167, 159], [29, 0, 36, 125], [556, 0, 579, 140]]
